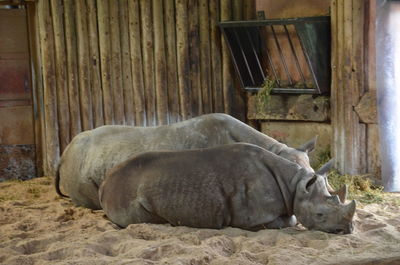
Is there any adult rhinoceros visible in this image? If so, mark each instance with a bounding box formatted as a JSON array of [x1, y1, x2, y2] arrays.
[[99, 143, 356, 234], [56, 113, 319, 209]]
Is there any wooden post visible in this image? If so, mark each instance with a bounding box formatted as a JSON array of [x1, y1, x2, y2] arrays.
[[50, 0, 70, 151], [209, 0, 223, 113], [331, 0, 367, 174], [199, 0, 212, 113], [153, 0, 169, 124], [128, 0, 146, 126], [140, 0, 156, 125], [176, 0, 191, 120], [97, 0, 114, 125], [188, 0, 201, 116], [27, 2, 45, 176], [87, 0, 104, 128], [220, 0, 234, 114], [119, 0, 135, 125], [64, 0, 82, 137], [109, 0, 125, 125], [38, 0, 60, 175], [76, 0, 94, 131], [164, 0, 180, 122]]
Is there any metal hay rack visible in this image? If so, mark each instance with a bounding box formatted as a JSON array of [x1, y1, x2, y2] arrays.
[[219, 16, 331, 94]]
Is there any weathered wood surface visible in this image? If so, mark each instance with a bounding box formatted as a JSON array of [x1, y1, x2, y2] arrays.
[[50, 0, 70, 151], [354, 91, 378, 124], [35, 0, 254, 176], [331, 0, 370, 175], [76, 0, 93, 130], [38, 0, 60, 175], [248, 94, 330, 122]]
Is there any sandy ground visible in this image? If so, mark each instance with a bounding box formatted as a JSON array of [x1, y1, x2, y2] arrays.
[[0, 177, 399, 265]]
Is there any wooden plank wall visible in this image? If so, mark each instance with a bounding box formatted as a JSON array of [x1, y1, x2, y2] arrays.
[[35, 0, 255, 176], [331, 0, 375, 176]]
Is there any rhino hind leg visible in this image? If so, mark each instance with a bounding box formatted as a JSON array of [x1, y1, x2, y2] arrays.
[[110, 199, 167, 228], [265, 215, 297, 229]]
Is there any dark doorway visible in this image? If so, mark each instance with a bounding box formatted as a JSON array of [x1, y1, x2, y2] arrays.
[[0, 4, 36, 181]]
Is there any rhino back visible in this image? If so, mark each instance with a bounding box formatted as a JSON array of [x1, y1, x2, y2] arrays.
[[101, 144, 290, 229]]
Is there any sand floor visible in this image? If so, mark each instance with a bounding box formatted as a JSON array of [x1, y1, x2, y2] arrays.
[[0, 176, 399, 265]]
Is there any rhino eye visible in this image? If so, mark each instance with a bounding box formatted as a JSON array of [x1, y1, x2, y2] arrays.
[[316, 213, 324, 217]]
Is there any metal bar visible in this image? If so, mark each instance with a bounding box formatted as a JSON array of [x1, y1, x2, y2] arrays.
[[271, 25, 293, 85], [233, 30, 255, 85], [244, 27, 265, 81], [294, 26, 320, 92], [283, 25, 306, 85], [260, 26, 281, 86], [245, 87, 316, 94], [218, 16, 330, 28]]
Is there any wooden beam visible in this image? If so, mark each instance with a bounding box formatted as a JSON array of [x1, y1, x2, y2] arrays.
[[38, 0, 60, 175], [153, 0, 168, 124]]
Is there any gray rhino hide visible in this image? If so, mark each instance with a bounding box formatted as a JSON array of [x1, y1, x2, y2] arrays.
[[99, 143, 306, 230], [58, 113, 313, 209]]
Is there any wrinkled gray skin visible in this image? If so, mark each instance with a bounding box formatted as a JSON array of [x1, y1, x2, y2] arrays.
[[99, 143, 356, 234], [57, 113, 317, 209]]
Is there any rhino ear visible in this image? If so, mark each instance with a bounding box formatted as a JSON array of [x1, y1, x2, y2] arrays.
[[316, 158, 335, 176], [297, 136, 318, 154], [305, 175, 318, 193]]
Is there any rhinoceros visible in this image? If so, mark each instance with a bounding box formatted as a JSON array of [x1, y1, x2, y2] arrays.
[[56, 113, 321, 209], [99, 143, 356, 234]]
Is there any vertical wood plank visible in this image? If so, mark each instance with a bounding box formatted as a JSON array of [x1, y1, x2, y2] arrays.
[[188, 0, 201, 116], [28, 2, 45, 176], [140, 0, 156, 125], [38, 0, 60, 175], [128, 0, 146, 125], [50, 0, 70, 151], [97, 0, 114, 124], [153, 0, 169, 124], [164, 0, 180, 123], [243, 0, 255, 19], [109, 0, 125, 125], [209, 0, 223, 112], [64, 0, 82, 136], [87, 0, 104, 128], [220, 0, 234, 114], [76, 0, 94, 130], [199, 0, 212, 113], [176, 0, 191, 120], [119, 0, 135, 125]]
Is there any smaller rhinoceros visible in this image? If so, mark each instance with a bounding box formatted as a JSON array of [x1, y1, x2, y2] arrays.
[[99, 143, 356, 234]]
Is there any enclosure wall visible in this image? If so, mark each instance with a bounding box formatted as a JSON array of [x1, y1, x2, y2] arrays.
[[34, 0, 255, 176]]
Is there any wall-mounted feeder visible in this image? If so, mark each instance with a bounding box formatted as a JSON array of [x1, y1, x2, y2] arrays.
[[219, 16, 331, 94]]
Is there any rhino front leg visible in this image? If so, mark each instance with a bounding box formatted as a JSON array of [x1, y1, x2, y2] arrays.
[[265, 215, 297, 229]]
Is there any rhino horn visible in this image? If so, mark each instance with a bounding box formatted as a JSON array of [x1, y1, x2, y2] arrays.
[[331, 184, 348, 203], [327, 194, 341, 204], [297, 136, 318, 154], [342, 200, 356, 220]]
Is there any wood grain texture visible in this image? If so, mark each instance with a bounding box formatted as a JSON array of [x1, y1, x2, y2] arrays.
[[97, 0, 114, 125], [119, 0, 135, 125], [109, 0, 125, 125], [164, 0, 180, 122], [76, 0, 93, 131], [128, 0, 146, 125], [176, 0, 192, 120], [87, 0, 104, 128], [140, 0, 156, 125], [64, 0, 82, 136], [153, 0, 169, 124], [38, 0, 60, 175], [50, 0, 70, 151]]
